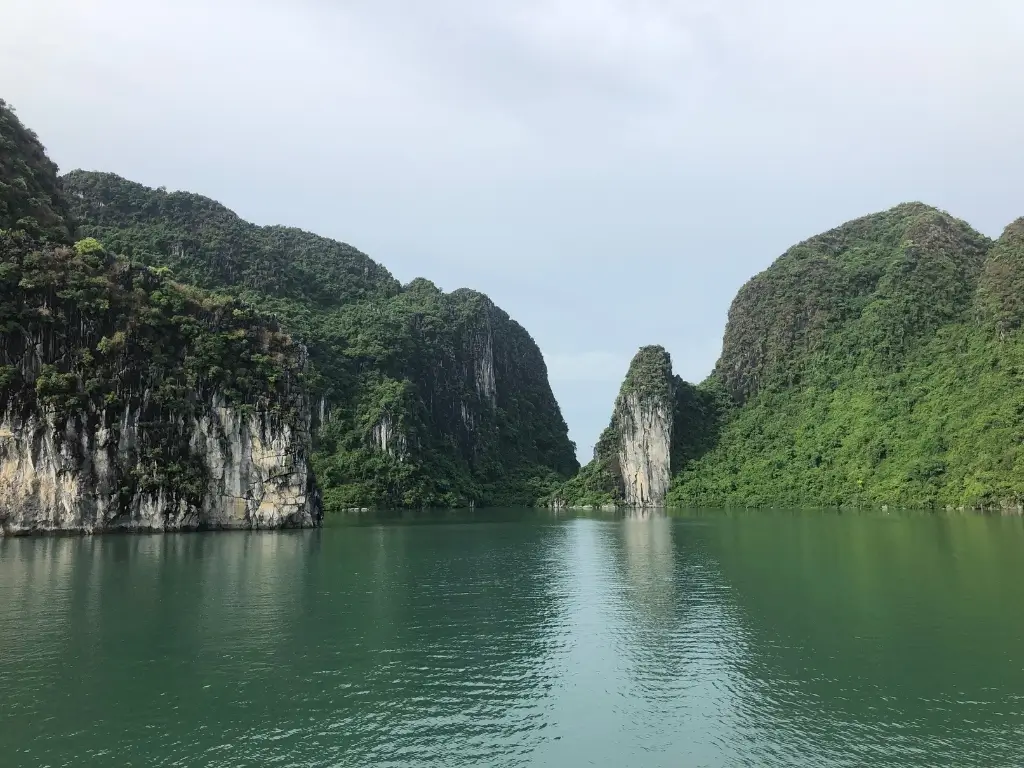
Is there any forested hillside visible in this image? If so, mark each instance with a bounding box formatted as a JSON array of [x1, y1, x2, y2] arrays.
[[63, 170, 577, 509], [557, 203, 1024, 510], [17, 89, 1024, 514], [669, 204, 1024, 509], [0, 99, 319, 532]]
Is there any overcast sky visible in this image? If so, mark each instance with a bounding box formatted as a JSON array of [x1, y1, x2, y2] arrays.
[[5, 0, 1024, 459]]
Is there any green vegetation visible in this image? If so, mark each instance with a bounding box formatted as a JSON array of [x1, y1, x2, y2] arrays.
[[61, 171, 577, 510], [547, 459, 621, 508], [667, 206, 1024, 509], [977, 218, 1024, 335], [713, 203, 991, 404], [0, 98, 577, 512], [18, 91, 1024, 512], [556, 204, 1024, 510], [548, 346, 679, 507], [61, 170, 398, 309], [620, 344, 674, 401], [0, 99, 73, 243], [305, 281, 578, 508], [670, 377, 730, 472], [0, 226, 308, 506]]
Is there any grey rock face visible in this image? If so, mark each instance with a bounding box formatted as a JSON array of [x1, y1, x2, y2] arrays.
[[0, 395, 320, 535], [573, 345, 676, 508], [615, 391, 673, 507], [473, 325, 497, 406]]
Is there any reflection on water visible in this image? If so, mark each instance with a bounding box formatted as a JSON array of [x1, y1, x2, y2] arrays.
[[2, 511, 1024, 767]]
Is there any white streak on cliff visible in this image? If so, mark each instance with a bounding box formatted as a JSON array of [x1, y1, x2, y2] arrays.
[[474, 327, 497, 406], [371, 414, 408, 460]]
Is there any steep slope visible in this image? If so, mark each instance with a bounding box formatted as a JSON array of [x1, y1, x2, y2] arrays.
[[977, 217, 1024, 335], [549, 346, 722, 508], [669, 204, 1024, 509], [61, 170, 398, 309], [64, 172, 578, 508], [715, 203, 991, 403], [0, 101, 320, 532], [0, 99, 73, 243], [0, 234, 320, 533]]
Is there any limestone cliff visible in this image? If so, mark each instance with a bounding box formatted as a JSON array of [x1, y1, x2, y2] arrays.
[[0, 99, 323, 534], [615, 390, 673, 506], [0, 231, 321, 535], [550, 347, 677, 508], [3, 96, 575, 517], [62, 163, 581, 507], [549, 346, 725, 509], [610, 348, 675, 506], [311, 283, 578, 509], [0, 394, 319, 534]]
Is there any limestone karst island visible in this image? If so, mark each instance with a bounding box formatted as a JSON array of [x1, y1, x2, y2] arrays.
[[3, 98, 1024, 534], [7, 0, 1024, 754]]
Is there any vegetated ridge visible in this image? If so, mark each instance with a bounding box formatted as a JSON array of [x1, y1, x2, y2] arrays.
[[0, 98, 319, 533], [557, 203, 1024, 510], [59, 135, 578, 512]]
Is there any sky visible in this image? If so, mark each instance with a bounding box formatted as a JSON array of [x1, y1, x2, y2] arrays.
[[4, 0, 1024, 459]]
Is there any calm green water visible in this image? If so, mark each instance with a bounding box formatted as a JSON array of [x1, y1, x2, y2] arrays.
[[2, 510, 1024, 767]]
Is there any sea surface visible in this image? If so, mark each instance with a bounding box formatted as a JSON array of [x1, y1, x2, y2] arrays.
[[2, 509, 1023, 767]]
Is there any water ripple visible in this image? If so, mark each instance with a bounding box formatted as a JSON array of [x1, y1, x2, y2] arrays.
[[2, 511, 1024, 766]]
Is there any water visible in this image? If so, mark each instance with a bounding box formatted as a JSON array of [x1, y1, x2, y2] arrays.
[[2, 510, 1024, 767]]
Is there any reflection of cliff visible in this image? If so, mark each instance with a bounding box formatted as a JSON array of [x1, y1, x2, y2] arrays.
[[619, 510, 675, 622], [0, 530, 327, 764], [0, 537, 79, 658], [2, 524, 568, 765]]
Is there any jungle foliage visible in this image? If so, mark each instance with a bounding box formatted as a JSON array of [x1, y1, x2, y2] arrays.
[[0, 229, 306, 507], [61, 171, 578, 509], [669, 206, 1024, 509]]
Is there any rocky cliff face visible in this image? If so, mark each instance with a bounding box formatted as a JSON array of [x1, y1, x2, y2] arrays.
[[614, 389, 673, 506], [550, 346, 677, 508], [608, 346, 676, 506], [62, 172, 579, 509], [0, 100, 322, 534], [0, 228, 322, 535], [0, 395, 318, 535]]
